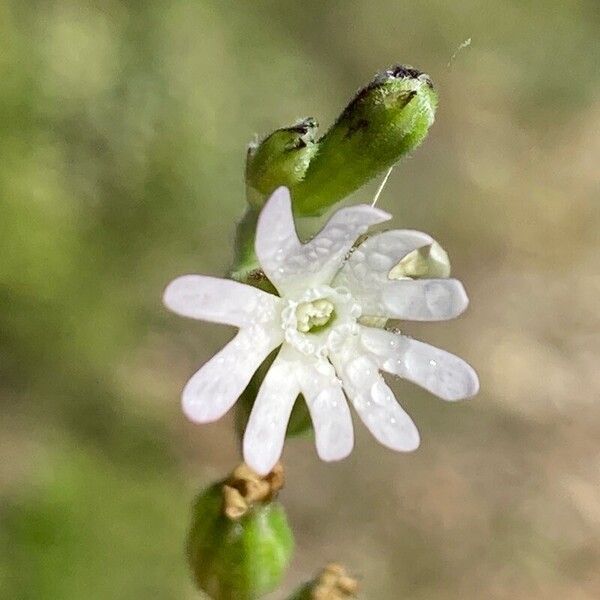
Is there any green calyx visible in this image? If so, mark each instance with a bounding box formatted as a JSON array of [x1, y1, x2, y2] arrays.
[[293, 65, 438, 216], [242, 65, 437, 217], [187, 468, 294, 600], [232, 118, 318, 282], [246, 117, 319, 209]]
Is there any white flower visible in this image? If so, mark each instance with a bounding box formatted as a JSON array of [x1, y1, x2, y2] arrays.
[[164, 187, 479, 474]]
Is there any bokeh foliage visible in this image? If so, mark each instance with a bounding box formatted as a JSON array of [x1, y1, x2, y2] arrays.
[[1, 1, 600, 599]]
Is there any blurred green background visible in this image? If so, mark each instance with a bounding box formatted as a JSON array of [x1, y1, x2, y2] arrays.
[[1, 1, 599, 598]]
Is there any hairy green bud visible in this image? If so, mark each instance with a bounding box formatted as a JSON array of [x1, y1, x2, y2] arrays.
[[246, 117, 318, 209], [232, 118, 318, 281], [293, 65, 437, 215]]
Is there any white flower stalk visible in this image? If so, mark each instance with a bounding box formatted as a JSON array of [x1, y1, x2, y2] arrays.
[[164, 187, 478, 475]]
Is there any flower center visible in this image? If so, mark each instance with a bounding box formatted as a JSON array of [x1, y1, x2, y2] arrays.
[[280, 285, 361, 358], [295, 299, 335, 333]]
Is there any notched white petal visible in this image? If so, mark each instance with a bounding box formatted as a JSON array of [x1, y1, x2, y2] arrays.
[[360, 327, 479, 401], [300, 204, 390, 289], [182, 325, 282, 424], [243, 347, 299, 475], [299, 357, 354, 462], [163, 274, 280, 328], [334, 229, 467, 322], [334, 229, 434, 304], [256, 186, 390, 295], [377, 278, 468, 321], [331, 344, 420, 452], [255, 186, 302, 294], [358, 229, 435, 267]]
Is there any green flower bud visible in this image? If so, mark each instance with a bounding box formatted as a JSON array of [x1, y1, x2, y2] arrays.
[[293, 65, 437, 216], [232, 65, 437, 282], [287, 564, 359, 600], [246, 117, 319, 209], [187, 464, 294, 600], [232, 118, 318, 282]]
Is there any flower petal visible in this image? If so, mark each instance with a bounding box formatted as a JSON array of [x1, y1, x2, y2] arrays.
[[243, 346, 300, 475], [334, 229, 434, 302], [254, 186, 303, 293], [163, 275, 281, 328], [331, 341, 420, 452], [182, 325, 282, 424], [297, 204, 391, 292], [298, 356, 354, 462], [350, 277, 469, 321], [334, 228, 468, 321], [381, 279, 468, 320], [360, 327, 479, 401], [256, 186, 390, 296]]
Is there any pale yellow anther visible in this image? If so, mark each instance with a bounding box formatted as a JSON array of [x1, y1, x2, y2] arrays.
[[296, 299, 335, 333], [389, 241, 451, 280]]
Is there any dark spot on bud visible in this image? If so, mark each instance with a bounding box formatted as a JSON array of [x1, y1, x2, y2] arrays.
[[289, 117, 318, 135], [288, 137, 307, 150], [387, 64, 434, 89], [247, 269, 278, 294], [389, 64, 422, 79], [398, 90, 417, 108], [303, 116, 319, 129], [345, 117, 369, 138]]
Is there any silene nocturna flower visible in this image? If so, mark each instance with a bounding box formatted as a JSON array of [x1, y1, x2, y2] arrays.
[[164, 187, 479, 474]]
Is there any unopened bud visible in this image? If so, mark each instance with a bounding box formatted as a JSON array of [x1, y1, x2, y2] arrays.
[[246, 117, 319, 209], [187, 464, 293, 599], [232, 66, 438, 281], [293, 65, 437, 215]]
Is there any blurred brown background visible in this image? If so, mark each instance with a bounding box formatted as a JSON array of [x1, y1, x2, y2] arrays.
[[1, 1, 599, 598]]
